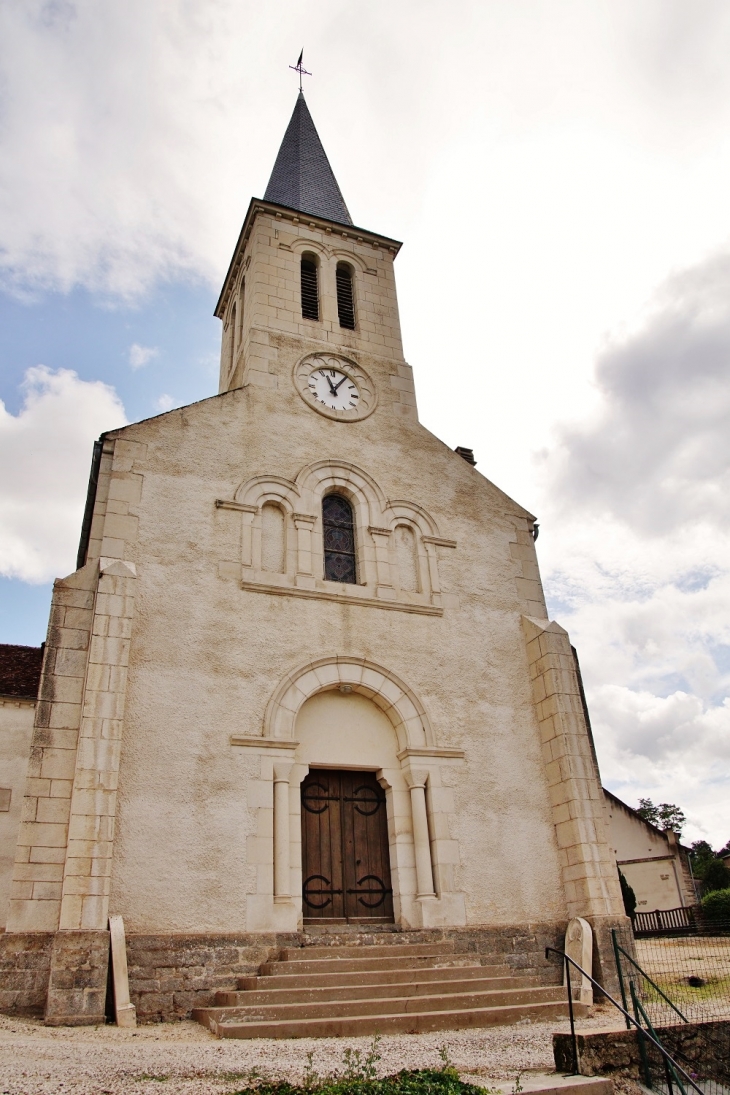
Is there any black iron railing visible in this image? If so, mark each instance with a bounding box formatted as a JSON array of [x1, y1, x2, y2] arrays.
[[545, 947, 703, 1095]]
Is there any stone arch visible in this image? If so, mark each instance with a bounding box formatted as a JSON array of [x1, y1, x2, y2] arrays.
[[296, 459, 387, 522], [386, 499, 441, 537], [329, 248, 369, 274], [234, 474, 300, 512], [289, 237, 331, 260], [264, 655, 434, 751]]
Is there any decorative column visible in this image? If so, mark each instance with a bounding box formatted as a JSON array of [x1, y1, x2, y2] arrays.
[[292, 513, 316, 589], [273, 761, 293, 901], [404, 769, 436, 898], [368, 527, 395, 600]]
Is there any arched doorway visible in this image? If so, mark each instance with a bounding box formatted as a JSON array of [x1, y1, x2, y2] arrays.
[[296, 689, 396, 924]]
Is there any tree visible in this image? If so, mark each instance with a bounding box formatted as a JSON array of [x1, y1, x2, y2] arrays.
[[636, 798, 686, 835], [619, 870, 637, 919], [690, 840, 716, 880], [702, 858, 730, 893]]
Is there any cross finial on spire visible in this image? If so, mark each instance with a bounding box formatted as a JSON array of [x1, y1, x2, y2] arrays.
[[289, 49, 311, 92]]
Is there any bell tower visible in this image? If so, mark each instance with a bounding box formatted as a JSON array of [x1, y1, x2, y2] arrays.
[[215, 92, 418, 424]]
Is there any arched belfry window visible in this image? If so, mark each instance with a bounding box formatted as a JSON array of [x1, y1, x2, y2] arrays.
[[301, 253, 319, 321], [336, 262, 356, 329], [322, 494, 356, 583]]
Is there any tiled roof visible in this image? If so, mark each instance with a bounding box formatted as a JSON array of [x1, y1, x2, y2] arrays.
[[264, 92, 353, 225], [0, 644, 43, 700]]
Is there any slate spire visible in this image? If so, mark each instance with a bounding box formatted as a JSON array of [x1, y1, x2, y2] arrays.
[[264, 92, 353, 226]]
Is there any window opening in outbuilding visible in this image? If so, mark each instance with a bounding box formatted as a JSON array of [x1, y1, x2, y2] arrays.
[[301, 255, 319, 320], [336, 263, 356, 329], [322, 494, 356, 583]]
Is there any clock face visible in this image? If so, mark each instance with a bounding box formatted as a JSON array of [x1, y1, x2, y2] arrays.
[[293, 353, 377, 421], [308, 367, 360, 411]]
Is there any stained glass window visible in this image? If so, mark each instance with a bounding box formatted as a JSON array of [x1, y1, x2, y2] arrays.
[[322, 494, 356, 584]]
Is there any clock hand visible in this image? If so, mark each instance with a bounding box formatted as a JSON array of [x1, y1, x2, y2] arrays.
[[332, 375, 349, 393], [325, 376, 338, 395]]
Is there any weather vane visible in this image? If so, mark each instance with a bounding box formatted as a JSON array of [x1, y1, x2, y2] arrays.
[[289, 49, 311, 92]]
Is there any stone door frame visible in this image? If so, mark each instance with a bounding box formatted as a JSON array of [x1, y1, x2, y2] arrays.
[[233, 655, 467, 931]]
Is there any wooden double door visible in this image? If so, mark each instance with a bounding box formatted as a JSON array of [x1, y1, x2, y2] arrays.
[[301, 769, 394, 922]]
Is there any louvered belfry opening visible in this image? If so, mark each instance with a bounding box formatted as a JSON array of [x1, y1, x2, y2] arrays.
[[322, 494, 357, 583], [301, 254, 319, 320], [336, 263, 356, 329]]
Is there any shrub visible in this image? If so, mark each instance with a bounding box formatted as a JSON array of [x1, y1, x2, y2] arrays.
[[619, 870, 637, 918], [234, 1072, 489, 1095], [230, 1040, 496, 1095], [700, 887, 730, 923]]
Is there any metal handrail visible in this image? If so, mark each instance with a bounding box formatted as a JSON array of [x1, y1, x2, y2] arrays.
[[545, 947, 703, 1095]]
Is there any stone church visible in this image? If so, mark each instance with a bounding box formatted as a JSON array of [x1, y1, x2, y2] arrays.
[[0, 91, 626, 1032]]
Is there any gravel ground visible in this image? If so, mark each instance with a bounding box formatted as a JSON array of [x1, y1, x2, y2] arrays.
[[0, 1010, 626, 1095]]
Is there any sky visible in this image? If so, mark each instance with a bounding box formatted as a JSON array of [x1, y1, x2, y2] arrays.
[[1, 0, 729, 848]]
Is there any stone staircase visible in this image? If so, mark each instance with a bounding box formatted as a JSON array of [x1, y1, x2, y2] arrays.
[[193, 933, 583, 1039]]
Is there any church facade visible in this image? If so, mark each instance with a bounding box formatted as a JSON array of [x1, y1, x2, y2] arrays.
[[0, 93, 625, 1025]]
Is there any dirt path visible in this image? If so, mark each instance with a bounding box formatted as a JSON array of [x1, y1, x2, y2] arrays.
[[0, 1011, 625, 1095]]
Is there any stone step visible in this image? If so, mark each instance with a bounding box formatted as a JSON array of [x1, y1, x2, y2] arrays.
[[216, 973, 544, 1006], [259, 953, 475, 977], [484, 1076, 613, 1095], [239, 962, 515, 990], [195, 999, 585, 1039], [201, 984, 564, 1024], [278, 941, 455, 961]]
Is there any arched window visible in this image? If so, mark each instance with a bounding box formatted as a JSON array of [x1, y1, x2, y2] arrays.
[[395, 524, 419, 592], [301, 253, 319, 320], [336, 262, 356, 329], [261, 503, 286, 573], [322, 494, 356, 583]]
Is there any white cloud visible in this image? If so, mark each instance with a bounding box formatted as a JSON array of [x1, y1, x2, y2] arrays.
[[548, 253, 730, 535], [129, 343, 159, 369], [0, 367, 127, 583], [539, 251, 730, 847], [155, 393, 174, 412]]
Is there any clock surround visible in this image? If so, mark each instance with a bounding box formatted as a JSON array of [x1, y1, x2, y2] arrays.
[[293, 353, 377, 421]]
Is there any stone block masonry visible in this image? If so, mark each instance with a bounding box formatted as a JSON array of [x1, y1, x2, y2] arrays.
[[1, 921, 570, 1022], [0, 931, 53, 1015], [122, 922, 569, 1022], [554, 1021, 730, 1086], [44, 930, 110, 1025]]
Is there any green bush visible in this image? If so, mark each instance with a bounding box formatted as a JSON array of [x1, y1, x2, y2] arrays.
[[700, 887, 730, 923], [230, 1041, 496, 1095], [233, 1072, 488, 1095]]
